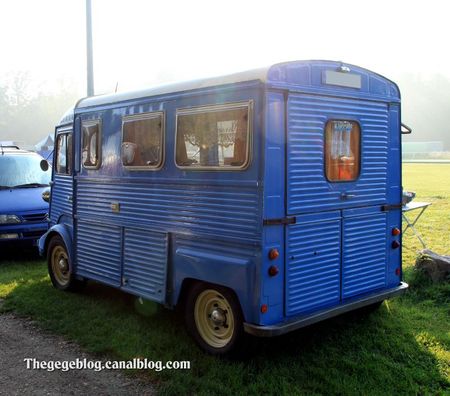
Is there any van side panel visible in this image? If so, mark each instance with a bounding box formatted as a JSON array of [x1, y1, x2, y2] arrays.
[[171, 235, 260, 323], [76, 220, 122, 287], [49, 174, 73, 225], [73, 85, 264, 316], [122, 228, 168, 303]]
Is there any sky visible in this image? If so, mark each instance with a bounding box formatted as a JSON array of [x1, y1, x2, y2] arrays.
[[1, 0, 449, 95], [1, 0, 450, 149]]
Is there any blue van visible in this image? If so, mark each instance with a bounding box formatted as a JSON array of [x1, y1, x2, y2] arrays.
[[0, 146, 50, 246], [39, 61, 408, 354]]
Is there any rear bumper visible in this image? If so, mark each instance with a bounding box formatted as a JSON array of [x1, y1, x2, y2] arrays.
[[244, 282, 408, 337]]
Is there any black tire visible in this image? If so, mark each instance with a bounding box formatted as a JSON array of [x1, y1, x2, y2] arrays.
[[47, 236, 85, 292], [185, 282, 244, 356]]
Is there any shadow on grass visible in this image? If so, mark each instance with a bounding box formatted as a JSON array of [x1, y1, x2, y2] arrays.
[[0, 244, 42, 263], [2, 274, 449, 395]]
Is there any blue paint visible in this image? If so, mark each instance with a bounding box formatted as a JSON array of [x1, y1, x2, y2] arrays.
[[0, 148, 50, 246], [40, 60, 406, 335]]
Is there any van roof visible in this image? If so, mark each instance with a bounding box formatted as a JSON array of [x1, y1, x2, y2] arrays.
[[77, 66, 270, 109], [73, 60, 399, 112]]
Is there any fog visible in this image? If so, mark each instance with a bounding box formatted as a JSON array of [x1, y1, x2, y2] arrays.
[[1, 0, 449, 149]]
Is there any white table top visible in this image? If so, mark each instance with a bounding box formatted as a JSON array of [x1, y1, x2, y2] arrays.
[[402, 201, 431, 212]]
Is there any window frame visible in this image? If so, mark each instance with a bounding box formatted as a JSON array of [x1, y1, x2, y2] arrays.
[[324, 119, 361, 183], [121, 111, 165, 171], [81, 119, 102, 170], [175, 101, 253, 171], [54, 129, 73, 176]]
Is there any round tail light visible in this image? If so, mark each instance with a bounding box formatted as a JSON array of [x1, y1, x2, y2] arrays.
[[268, 248, 279, 260], [268, 265, 279, 277]]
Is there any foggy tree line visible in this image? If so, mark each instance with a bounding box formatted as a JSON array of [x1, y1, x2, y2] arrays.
[[0, 72, 80, 146], [397, 73, 450, 150]]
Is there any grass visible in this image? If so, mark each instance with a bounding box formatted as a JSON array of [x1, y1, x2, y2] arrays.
[[1, 163, 449, 395]]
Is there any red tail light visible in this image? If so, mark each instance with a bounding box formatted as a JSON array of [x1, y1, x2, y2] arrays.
[[392, 228, 401, 236], [392, 240, 401, 249], [268, 265, 279, 277], [268, 248, 279, 260]]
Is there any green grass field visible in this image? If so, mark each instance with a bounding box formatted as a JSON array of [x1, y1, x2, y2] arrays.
[[1, 164, 449, 395]]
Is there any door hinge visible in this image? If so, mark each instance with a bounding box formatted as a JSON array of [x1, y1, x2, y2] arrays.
[[263, 217, 296, 226]]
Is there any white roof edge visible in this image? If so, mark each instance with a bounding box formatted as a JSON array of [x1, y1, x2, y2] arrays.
[[77, 67, 271, 109], [59, 106, 75, 125]]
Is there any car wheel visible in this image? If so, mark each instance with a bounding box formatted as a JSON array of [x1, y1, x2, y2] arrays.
[[47, 236, 85, 292], [185, 282, 244, 356]]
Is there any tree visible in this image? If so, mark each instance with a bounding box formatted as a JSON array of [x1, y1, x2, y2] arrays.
[[0, 72, 81, 145]]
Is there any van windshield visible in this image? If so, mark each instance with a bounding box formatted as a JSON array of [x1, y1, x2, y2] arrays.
[[0, 154, 51, 188]]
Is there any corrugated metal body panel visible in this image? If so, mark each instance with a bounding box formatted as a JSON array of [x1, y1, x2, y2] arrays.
[[285, 220, 341, 316], [76, 180, 260, 242], [287, 94, 389, 214], [76, 221, 122, 286], [171, 234, 259, 322], [342, 213, 387, 298], [174, 234, 258, 258], [122, 228, 168, 302], [49, 175, 73, 225]]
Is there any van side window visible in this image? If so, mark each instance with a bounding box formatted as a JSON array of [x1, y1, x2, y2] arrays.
[[121, 112, 164, 169], [176, 102, 251, 169], [82, 120, 101, 169], [55, 133, 72, 175], [325, 120, 360, 181]]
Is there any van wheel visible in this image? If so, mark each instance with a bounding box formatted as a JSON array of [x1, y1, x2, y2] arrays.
[[47, 236, 85, 292], [185, 282, 243, 356]]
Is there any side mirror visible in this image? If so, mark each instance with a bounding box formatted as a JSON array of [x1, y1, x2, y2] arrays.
[[42, 188, 51, 203], [40, 159, 49, 171]]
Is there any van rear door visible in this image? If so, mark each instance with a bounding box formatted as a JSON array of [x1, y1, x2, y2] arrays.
[[284, 93, 401, 316]]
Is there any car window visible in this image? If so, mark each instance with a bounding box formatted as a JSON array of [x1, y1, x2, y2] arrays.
[[176, 103, 251, 169], [82, 120, 101, 169], [55, 133, 73, 175], [325, 120, 361, 182], [0, 154, 51, 188], [121, 112, 164, 169]]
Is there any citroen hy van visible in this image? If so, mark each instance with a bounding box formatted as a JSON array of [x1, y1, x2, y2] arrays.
[[39, 60, 408, 354]]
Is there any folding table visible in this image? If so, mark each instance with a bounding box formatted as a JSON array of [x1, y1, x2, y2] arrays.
[[402, 201, 431, 249]]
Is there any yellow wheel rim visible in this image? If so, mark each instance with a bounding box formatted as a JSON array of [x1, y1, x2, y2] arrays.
[[194, 289, 235, 348], [51, 246, 70, 286]]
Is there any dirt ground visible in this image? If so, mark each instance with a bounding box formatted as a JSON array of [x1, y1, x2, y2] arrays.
[[0, 311, 155, 396]]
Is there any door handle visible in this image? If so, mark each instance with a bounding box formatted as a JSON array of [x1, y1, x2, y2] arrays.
[[68, 195, 73, 203], [341, 192, 356, 200]]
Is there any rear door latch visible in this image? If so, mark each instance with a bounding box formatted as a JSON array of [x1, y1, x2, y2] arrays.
[[263, 217, 296, 226]]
